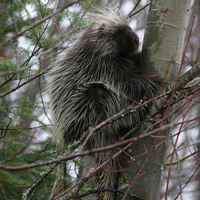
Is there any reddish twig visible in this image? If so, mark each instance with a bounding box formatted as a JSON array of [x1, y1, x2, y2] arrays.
[[154, 16, 196, 147], [174, 164, 200, 200], [165, 148, 200, 166], [78, 0, 95, 23], [127, 3, 150, 18], [165, 92, 198, 200], [122, 148, 151, 200], [1, 114, 200, 171]]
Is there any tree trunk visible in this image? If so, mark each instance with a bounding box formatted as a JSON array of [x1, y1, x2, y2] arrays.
[[121, 1, 191, 200]]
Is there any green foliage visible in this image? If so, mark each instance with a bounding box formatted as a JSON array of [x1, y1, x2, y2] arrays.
[[0, 92, 57, 200], [0, 1, 95, 199], [0, 57, 19, 73], [0, 142, 58, 200]]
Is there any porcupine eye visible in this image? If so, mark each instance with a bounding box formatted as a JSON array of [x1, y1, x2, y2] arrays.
[[113, 25, 139, 57]]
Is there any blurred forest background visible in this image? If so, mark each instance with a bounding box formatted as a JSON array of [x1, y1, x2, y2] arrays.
[[0, 0, 200, 200]]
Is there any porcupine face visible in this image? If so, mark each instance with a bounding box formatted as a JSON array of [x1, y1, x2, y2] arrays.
[[81, 24, 139, 58], [112, 25, 139, 57], [79, 7, 139, 59]]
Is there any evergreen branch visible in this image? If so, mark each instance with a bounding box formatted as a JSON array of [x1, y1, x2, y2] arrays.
[[0, 0, 82, 47]]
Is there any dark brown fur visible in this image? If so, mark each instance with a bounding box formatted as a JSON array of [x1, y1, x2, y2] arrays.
[[48, 7, 162, 200]]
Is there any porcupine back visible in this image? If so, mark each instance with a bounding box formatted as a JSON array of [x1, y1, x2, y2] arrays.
[[47, 6, 161, 200]]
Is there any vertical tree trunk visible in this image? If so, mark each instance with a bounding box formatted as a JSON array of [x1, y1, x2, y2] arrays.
[[121, 1, 191, 200], [141, 0, 191, 79]]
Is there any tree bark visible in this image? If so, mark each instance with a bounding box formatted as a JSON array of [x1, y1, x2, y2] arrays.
[[121, 1, 191, 200]]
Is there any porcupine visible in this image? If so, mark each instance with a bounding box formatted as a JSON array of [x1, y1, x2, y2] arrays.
[[47, 6, 162, 200]]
